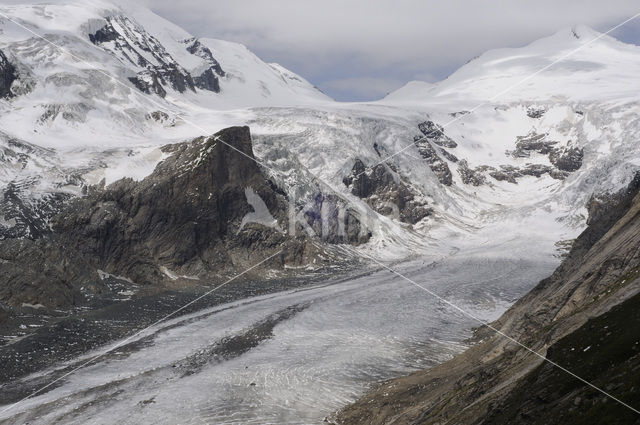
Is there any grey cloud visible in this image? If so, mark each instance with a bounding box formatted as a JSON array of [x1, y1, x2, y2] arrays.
[[12, 0, 639, 100], [322, 77, 406, 101], [139, 0, 639, 100]]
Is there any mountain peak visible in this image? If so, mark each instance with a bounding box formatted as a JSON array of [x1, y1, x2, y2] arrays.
[[384, 24, 640, 104]]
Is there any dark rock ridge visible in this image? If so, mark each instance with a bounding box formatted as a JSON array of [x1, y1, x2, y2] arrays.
[[301, 192, 373, 244], [480, 291, 640, 425], [50, 126, 292, 286], [333, 172, 640, 425], [457, 160, 486, 186], [411, 122, 582, 188], [343, 159, 431, 224], [0, 136, 78, 240], [413, 137, 453, 186], [412, 120, 462, 186], [417, 120, 458, 148], [1, 183, 72, 240], [483, 163, 568, 183], [510, 131, 558, 157], [0, 49, 17, 98], [509, 131, 583, 172], [183, 37, 225, 92], [461, 130, 583, 186], [0, 127, 365, 308], [89, 15, 223, 97], [550, 146, 584, 172]]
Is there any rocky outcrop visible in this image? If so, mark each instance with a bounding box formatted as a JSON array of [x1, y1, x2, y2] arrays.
[[550, 146, 583, 172], [183, 37, 225, 92], [0, 136, 77, 240], [526, 106, 547, 119], [1, 185, 72, 240], [411, 124, 583, 187], [49, 126, 290, 285], [465, 131, 584, 185], [89, 16, 223, 97], [409, 124, 582, 187], [480, 291, 640, 425], [301, 192, 372, 244], [343, 159, 431, 224], [457, 160, 486, 186], [333, 172, 640, 425], [0, 50, 17, 98], [413, 138, 453, 186], [145, 110, 174, 126], [0, 127, 365, 309], [509, 131, 583, 171], [417, 120, 458, 148], [510, 131, 558, 157]]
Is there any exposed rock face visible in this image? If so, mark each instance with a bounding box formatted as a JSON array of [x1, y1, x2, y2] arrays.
[[526, 106, 547, 119], [0, 50, 17, 98], [480, 292, 640, 425], [0, 127, 365, 308], [38, 103, 93, 125], [410, 122, 582, 188], [50, 126, 290, 285], [89, 16, 223, 97], [343, 159, 431, 224], [439, 149, 459, 163], [1, 185, 72, 240], [128, 71, 168, 97], [333, 172, 640, 425], [145, 110, 173, 125], [0, 136, 77, 240], [487, 164, 520, 183], [0, 238, 88, 308], [509, 131, 583, 172], [459, 131, 584, 185], [550, 146, 583, 172], [413, 138, 453, 186], [457, 160, 486, 186], [417, 120, 458, 148], [301, 192, 372, 244], [183, 37, 225, 92], [484, 163, 567, 183], [510, 131, 558, 157]]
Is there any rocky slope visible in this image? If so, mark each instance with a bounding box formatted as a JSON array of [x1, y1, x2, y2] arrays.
[[0, 126, 363, 310], [332, 173, 640, 424]]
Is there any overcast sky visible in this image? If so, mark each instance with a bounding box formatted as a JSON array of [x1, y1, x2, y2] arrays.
[[120, 1, 640, 101], [139, 0, 640, 101]]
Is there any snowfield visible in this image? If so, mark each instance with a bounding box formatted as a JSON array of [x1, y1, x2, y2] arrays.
[[1, 3, 639, 251], [1, 2, 638, 259]]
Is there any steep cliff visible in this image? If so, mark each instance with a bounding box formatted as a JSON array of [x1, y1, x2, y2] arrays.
[[334, 172, 640, 424], [0, 127, 363, 309]]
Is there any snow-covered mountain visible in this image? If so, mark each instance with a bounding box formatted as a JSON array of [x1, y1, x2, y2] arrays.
[[0, 0, 329, 145], [0, 0, 639, 265], [385, 25, 640, 103]]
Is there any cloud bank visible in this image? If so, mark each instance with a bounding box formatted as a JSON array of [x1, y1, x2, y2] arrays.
[[56, 1, 640, 100]]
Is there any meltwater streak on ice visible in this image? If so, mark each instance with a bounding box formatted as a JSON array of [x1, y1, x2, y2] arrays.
[[0, 241, 557, 425]]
